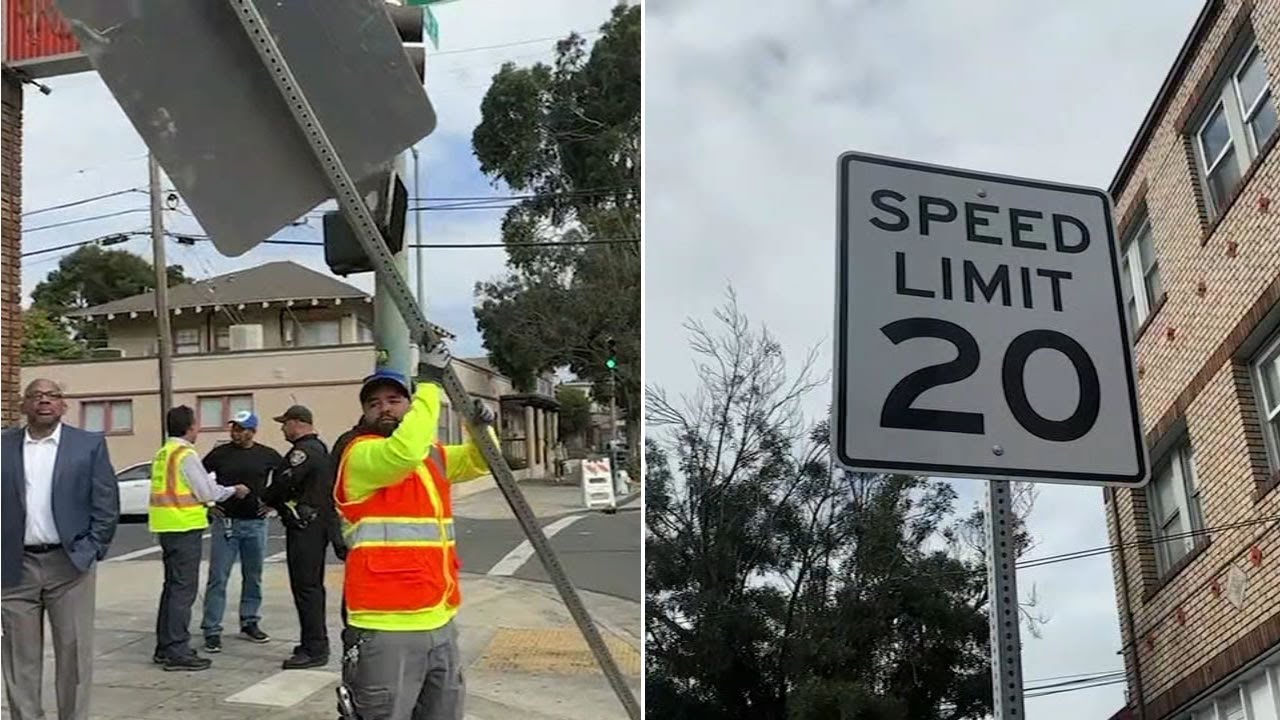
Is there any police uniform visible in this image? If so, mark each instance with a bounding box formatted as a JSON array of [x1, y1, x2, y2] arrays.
[[266, 404, 335, 668]]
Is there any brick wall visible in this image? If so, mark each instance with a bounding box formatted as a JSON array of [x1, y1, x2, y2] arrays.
[[1, 71, 22, 428], [1105, 0, 1280, 717]]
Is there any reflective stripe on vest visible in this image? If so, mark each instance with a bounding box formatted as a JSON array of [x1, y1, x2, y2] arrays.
[[346, 518, 456, 546], [336, 437, 461, 632], [147, 440, 208, 533]]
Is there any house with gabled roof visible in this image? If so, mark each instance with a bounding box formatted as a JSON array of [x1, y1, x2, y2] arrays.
[[22, 261, 562, 480]]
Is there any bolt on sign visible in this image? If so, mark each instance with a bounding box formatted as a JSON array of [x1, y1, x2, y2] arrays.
[[832, 151, 1149, 487], [3, 0, 91, 78]]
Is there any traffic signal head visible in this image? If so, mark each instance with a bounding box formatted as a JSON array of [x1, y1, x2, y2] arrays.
[[323, 165, 408, 276], [385, 2, 426, 82], [606, 337, 617, 369]]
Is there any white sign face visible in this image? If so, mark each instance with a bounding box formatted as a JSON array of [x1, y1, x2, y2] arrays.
[[832, 152, 1148, 487]]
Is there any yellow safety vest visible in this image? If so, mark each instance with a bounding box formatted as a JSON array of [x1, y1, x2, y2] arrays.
[[148, 439, 208, 533]]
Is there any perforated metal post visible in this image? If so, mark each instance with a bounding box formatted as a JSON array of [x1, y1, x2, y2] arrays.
[[986, 480, 1025, 719], [222, 2, 639, 717]]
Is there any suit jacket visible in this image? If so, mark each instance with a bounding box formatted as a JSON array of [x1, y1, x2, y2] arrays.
[[1, 423, 121, 589]]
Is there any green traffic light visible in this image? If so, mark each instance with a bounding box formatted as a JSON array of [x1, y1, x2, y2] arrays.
[[606, 358, 617, 369]]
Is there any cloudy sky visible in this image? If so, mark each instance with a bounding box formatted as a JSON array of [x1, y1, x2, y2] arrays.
[[645, 0, 1203, 716], [20, 0, 621, 358]]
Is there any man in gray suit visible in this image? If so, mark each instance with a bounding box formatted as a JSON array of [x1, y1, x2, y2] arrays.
[[1, 378, 121, 720]]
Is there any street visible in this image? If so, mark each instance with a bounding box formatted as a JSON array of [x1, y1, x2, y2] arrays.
[[106, 485, 641, 603], [2, 480, 641, 720]]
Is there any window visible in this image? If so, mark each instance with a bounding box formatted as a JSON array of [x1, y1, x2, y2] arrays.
[[438, 402, 452, 445], [214, 326, 231, 352], [1119, 216, 1164, 337], [197, 394, 254, 429], [1253, 331, 1280, 472], [1148, 441, 1205, 574], [114, 463, 150, 483], [175, 328, 201, 355], [358, 319, 373, 344], [297, 320, 340, 347], [81, 400, 133, 434], [1195, 41, 1278, 217], [1185, 661, 1280, 720]]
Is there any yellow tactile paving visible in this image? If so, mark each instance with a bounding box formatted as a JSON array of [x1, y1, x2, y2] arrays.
[[473, 627, 641, 676]]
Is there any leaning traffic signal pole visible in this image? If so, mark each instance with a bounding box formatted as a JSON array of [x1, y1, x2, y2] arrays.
[[222, 2, 640, 717]]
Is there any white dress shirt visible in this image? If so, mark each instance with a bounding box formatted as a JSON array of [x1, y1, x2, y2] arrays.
[[23, 423, 63, 545], [172, 438, 237, 504]]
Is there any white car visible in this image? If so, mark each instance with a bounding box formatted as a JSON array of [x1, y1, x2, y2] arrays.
[[114, 462, 152, 519]]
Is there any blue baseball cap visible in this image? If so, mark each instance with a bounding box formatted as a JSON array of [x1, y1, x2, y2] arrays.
[[229, 410, 259, 430], [360, 368, 412, 402]]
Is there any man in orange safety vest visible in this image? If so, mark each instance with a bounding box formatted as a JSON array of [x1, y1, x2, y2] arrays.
[[333, 340, 497, 720]]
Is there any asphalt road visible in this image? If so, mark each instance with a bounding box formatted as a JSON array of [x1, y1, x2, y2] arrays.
[[107, 498, 641, 602]]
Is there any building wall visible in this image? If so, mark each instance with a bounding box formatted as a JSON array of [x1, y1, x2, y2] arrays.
[[99, 304, 374, 357], [1105, 1, 1280, 717], [2, 72, 23, 427], [21, 346, 555, 478]]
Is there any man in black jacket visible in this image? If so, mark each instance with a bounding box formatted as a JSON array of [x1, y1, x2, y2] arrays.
[[265, 405, 334, 669], [199, 411, 281, 653]]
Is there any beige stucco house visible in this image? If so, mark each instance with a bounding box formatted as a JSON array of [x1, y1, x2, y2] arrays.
[[21, 261, 561, 477]]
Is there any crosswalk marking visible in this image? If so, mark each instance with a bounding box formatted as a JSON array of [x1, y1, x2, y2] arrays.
[[105, 532, 211, 562], [487, 513, 586, 576], [225, 669, 337, 707]]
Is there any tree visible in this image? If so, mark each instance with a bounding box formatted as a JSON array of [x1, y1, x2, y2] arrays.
[[645, 290, 1041, 720], [20, 308, 85, 363], [30, 245, 187, 349], [556, 386, 593, 440], [471, 3, 640, 437]]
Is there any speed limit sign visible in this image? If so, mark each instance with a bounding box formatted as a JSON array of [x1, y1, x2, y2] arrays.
[[832, 151, 1149, 487]]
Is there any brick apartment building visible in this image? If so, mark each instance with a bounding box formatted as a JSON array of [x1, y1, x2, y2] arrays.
[[2, 69, 23, 427], [1103, 1, 1280, 718]]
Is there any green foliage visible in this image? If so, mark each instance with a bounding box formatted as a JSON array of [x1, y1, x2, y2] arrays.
[[20, 308, 85, 363], [471, 4, 640, 420], [645, 292, 1040, 720], [30, 245, 187, 348], [555, 386, 593, 439]]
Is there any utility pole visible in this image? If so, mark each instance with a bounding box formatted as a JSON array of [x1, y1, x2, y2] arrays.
[[411, 145, 425, 315], [149, 154, 174, 440]]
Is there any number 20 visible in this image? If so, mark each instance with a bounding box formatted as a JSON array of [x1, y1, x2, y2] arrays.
[[878, 317, 1101, 443]]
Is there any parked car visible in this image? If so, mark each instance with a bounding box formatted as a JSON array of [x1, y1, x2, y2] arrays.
[[115, 462, 151, 519]]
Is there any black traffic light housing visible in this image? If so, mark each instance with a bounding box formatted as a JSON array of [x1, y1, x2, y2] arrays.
[[606, 337, 617, 370], [323, 166, 409, 276], [385, 2, 426, 82]]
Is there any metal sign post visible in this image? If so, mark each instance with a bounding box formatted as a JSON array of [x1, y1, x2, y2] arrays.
[[985, 480, 1025, 719], [222, 2, 639, 717]]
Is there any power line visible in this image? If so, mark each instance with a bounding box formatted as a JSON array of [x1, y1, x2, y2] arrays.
[[22, 188, 145, 217], [24, 208, 149, 233], [427, 30, 601, 58]]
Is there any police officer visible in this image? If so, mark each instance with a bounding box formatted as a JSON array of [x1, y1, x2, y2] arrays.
[[264, 404, 333, 669]]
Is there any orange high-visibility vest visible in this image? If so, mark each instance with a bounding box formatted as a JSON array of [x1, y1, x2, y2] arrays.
[[335, 436, 462, 631]]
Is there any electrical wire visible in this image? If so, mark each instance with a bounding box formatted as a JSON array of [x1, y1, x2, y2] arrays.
[[427, 31, 601, 58], [21, 188, 145, 217], [23, 208, 150, 233]]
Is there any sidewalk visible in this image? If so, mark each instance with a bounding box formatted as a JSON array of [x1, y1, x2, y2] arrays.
[[0, 559, 640, 720], [453, 475, 640, 520]]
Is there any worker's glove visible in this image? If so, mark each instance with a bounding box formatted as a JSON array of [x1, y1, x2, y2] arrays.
[[471, 399, 495, 426], [417, 340, 451, 386]]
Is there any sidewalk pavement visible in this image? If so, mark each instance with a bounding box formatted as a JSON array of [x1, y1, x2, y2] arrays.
[[1, 560, 640, 719], [453, 475, 640, 520]]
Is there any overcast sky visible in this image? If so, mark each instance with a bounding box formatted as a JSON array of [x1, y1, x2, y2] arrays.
[[20, 0, 620, 358], [645, 0, 1203, 716]]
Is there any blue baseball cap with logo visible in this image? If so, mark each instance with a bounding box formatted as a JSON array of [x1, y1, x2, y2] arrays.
[[360, 368, 413, 403], [229, 410, 259, 430]]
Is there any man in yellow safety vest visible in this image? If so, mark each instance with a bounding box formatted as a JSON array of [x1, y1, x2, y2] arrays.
[[333, 340, 497, 720], [150, 405, 249, 671]]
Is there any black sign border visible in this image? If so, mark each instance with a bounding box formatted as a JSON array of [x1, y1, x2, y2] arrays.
[[833, 151, 1148, 487]]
